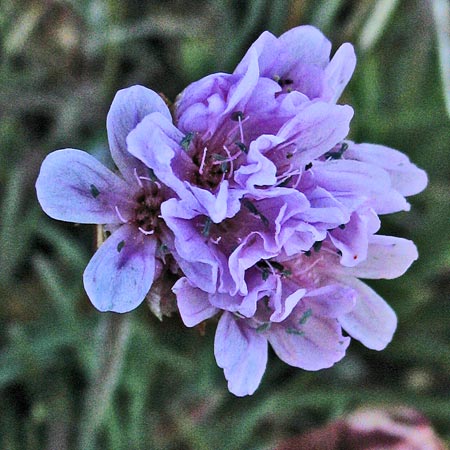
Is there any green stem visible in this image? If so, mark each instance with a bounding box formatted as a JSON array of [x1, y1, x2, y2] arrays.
[[77, 313, 131, 450]]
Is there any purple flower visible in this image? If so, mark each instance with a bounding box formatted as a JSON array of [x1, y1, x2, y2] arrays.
[[36, 86, 179, 312]]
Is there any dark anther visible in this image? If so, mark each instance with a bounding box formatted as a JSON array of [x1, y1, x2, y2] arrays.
[[305, 162, 313, 170], [180, 132, 195, 151], [313, 241, 323, 252], [231, 111, 244, 121], [325, 142, 349, 160], [304, 250, 312, 257], [256, 322, 271, 333], [339, 224, 346, 229], [117, 240, 125, 252], [202, 217, 212, 237], [278, 176, 293, 187], [336, 249, 343, 256], [234, 141, 248, 154], [90, 184, 100, 198], [286, 152, 294, 159]]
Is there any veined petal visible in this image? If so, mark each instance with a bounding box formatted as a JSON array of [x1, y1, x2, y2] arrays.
[[342, 235, 419, 279], [345, 143, 428, 197], [277, 102, 353, 166], [83, 224, 157, 313], [214, 313, 267, 396], [304, 284, 356, 317], [36, 149, 134, 224], [107, 85, 172, 182], [323, 43, 357, 103], [338, 277, 397, 350], [173, 278, 218, 327], [268, 315, 350, 370]]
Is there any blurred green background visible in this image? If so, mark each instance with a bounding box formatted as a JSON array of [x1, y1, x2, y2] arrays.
[[0, 0, 449, 449]]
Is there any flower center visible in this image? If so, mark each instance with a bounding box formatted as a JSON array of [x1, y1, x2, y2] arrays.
[[132, 183, 163, 235], [187, 111, 249, 191]]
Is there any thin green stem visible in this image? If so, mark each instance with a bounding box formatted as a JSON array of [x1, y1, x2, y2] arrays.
[[77, 313, 131, 450]]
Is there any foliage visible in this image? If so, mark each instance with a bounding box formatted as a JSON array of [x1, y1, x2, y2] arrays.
[[0, 0, 448, 448]]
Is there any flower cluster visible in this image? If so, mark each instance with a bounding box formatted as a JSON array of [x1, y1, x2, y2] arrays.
[[36, 25, 427, 396]]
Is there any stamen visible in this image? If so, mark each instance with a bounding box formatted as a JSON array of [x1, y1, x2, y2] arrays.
[[210, 236, 222, 244], [134, 168, 143, 188], [238, 115, 244, 143], [138, 227, 154, 236], [115, 206, 128, 223], [198, 147, 208, 175], [223, 145, 235, 177], [295, 256, 323, 276]]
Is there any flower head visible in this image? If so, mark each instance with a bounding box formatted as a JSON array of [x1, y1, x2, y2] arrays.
[[36, 25, 427, 396]]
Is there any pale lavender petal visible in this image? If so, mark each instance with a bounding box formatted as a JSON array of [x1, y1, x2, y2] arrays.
[[214, 312, 267, 396], [278, 25, 331, 68], [172, 278, 218, 327], [126, 112, 195, 200], [342, 235, 419, 279], [270, 285, 306, 323], [222, 48, 260, 116], [188, 181, 242, 223], [268, 315, 350, 370], [345, 143, 428, 196], [234, 137, 279, 190], [329, 208, 380, 266], [338, 277, 397, 350], [304, 284, 356, 317], [276, 102, 354, 166], [107, 85, 172, 182], [83, 224, 156, 312], [161, 198, 219, 293], [36, 149, 134, 224], [323, 43, 357, 103]]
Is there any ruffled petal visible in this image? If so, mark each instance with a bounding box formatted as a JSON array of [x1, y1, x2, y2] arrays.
[[329, 208, 380, 267], [107, 85, 172, 182], [214, 312, 268, 396], [36, 149, 134, 224], [126, 112, 194, 200], [338, 277, 397, 350], [172, 278, 218, 327], [83, 224, 156, 313], [268, 315, 350, 370], [161, 198, 219, 293], [342, 235, 419, 279]]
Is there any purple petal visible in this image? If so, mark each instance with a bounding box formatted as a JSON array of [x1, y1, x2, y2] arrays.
[[161, 198, 219, 293], [172, 278, 218, 327], [270, 285, 306, 323], [36, 149, 134, 224], [268, 315, 350, 370], [83, 224, 156, 312], [234, 137, 279, 191], [276, 102, 354, 166], [338, 277, 397, 350], [345, 143, 428, 197], [304, 284, 356, 317], [323, 43, 357, 103], [126, 112, 194, 200], [329, 208, 380, 267], [107, 85, 172, 182], [342, 235, 419, 279], [214, 312, 267, 396], [188, 181, 242, 223]]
